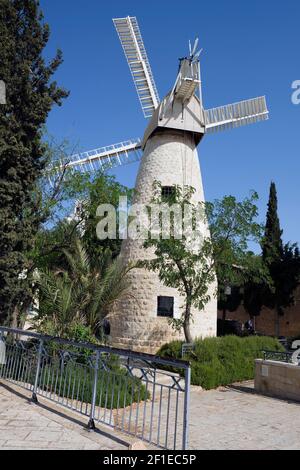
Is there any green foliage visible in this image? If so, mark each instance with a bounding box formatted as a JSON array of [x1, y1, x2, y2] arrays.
[[207, 193, 269, 295], [82, 173, 133, 262], [141, 182, 264, 343], [157, 340, 182, 360], [158, 335, 284, 390], [36, 237, 132, 337], [35, 168, 133, 266], [40, 364, 149, 409], [31, 171, 133, 288], [26, 168, 134, 339], [267, 243, 300, 312], [262, 182, 283, 263], [65, 323, 99, 344], [218, 286, 243, 313], [37, 320, 99, 346], [0, 0, 68, 324], [32, 220, 81, 273], [243, 183, 300, 323], [6, 350, 148, 408]]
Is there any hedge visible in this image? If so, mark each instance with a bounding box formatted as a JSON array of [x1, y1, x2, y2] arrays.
[[157, 335, 284, 390]]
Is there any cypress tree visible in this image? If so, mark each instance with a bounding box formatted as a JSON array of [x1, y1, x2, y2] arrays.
[[0, 0, 68, 324], [261, 182, 283, 334], [262, 182, 283, 264], [235, 183, 300, 334], [261, 182, 300, 335]]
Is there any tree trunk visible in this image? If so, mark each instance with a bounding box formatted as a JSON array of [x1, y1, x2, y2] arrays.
[[183, 302, 193, 344], [11, 305, 19, 329]]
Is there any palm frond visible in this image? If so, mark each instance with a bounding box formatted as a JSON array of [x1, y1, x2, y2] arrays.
[[37, 236, 135, 336]]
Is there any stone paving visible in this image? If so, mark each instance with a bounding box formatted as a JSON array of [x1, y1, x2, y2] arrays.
[[1, 379, 300, 450], [0, 382, 132, 450], [188, 381, 300, 450]]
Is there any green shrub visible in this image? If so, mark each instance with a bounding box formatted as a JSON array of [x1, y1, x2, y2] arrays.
[[39, 363, 149, 408], [158, 340, 182, 360], [3, 350, 149, 408], [158, 335, 284, 390]]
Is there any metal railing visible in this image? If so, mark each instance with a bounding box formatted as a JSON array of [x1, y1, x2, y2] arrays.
[[262, 350, 293, 363], [0, 327, 191, 450]]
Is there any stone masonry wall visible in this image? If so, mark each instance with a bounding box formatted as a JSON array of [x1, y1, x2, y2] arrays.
[[255, 359, 300, 402], [218, 285, 300, 338], [108, 130, 217, 353]]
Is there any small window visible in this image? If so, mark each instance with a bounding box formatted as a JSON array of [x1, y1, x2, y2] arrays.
[[157, 296, 174, 318], [161, 186, 175, 200]]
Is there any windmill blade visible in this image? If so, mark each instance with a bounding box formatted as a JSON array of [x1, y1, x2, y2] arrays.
[[113, 16, 160, 118], [193, 48, 202, 61], [48, 139, 142, 185], [205, 96, 268, 133], [191, 38, 199, 57]]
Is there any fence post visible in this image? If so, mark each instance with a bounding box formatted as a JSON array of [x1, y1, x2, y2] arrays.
[[88, 350, 100, 430], [32, 339, 44, 403], [182, 364, 191, 450]]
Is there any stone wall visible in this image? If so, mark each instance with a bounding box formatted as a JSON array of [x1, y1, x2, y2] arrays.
[[217, 285, 300, 338], [255, 359, 300, 402], [108, 130, 217, 353]]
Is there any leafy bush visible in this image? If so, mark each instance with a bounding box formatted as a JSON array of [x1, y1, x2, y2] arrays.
[[157, 341, 182, 361], [3, 349, 149, 408], [158, 335, 284, 390], [39, 362, 149, 408]]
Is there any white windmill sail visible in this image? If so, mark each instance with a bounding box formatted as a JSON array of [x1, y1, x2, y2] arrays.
[[65, 139, 142, 172], [204, 96, 268, 133], [48, 139, 142, 185], [113, 16, 160, 118], [47, 18, 269, 187]]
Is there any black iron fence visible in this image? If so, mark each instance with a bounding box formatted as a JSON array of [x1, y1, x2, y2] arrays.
[[0, 327, 191, 450], [262, 350, 293, 363]]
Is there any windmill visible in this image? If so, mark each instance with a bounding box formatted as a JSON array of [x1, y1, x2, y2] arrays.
[[54, 16, 269, 353]]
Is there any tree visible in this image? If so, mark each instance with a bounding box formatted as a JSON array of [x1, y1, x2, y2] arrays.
[[241, 183, 300, 334], [33, 220, 82, 273], [31, 169, 133, 272], [21, 166, 134, 333], [218, 250, 271, 323], [260, 182, 300, 335], [210, 196, 271, 334], [0, 0, 68, 325], [36, 237, 133, 338], [141, 182, 263, 343], [82, 173, 133, 263], [262, 182, 283, 263]]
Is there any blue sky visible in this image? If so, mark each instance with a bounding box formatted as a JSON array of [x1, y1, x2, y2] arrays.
[[40, 0, 300, 246]]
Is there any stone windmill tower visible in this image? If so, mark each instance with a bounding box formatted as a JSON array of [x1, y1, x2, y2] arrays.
[[53, 17, 269, 353]]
